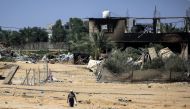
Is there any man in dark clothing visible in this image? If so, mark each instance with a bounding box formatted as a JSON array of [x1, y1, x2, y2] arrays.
[[67, 90, 77, 107]]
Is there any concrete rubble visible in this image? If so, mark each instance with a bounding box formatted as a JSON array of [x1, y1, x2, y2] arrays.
[[87, 59, 101, 73], [148, 47, 158, 60], [158, 47, 175, 60]]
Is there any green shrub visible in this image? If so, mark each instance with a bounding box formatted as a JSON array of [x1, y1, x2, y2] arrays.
[[104, 49, 132, 74], [165, 56, 187, 72], [125, 47, 141, 60], [34, 50, 49, 55], [0, 57, 15, 62], [148, 43, 164, 53], [21, 50, 49, 58], [144, 58, 164, 69]]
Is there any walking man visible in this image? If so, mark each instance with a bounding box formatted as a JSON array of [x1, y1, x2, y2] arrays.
[[67, 90, 77, 107]]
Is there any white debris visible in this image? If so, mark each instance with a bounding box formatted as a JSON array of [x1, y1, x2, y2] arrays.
[[87, 59, 101, 72], [41, 55, 48, 62], [158, 47, 175, 59], [56, 53, 73, 62]]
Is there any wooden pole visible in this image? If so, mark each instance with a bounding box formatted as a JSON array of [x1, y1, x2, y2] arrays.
[[169, 70, 172, 82], [38, 67, 40, 84], [27, 69, 29, 85], [33, 69, 35, 85], [25, 69, 27, 85], [22, 69, 30, 85], [46, 60, 48, 80], [131, 66, 133, 82], [22, 68, 31, 85]]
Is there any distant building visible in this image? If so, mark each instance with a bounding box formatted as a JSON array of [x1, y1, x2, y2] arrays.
[[87, 12, 190, 60], [46, 24, 53, 42]]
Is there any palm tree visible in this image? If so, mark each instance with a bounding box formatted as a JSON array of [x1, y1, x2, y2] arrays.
[[68, 32, 91, 53], [90, 32, 113, 60], [160, 23, 183, 33]]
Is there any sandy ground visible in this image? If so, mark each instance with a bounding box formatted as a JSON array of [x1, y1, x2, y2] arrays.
[[0, 62, 190, 109]]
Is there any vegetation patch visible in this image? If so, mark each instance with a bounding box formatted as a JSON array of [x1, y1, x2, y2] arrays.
[[0, 57, 15, 62], [144, 57, 164, 70], [165, 56, 187, 72], [104, 49, 133, 74]]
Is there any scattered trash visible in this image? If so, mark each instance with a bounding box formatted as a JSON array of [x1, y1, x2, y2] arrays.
[[56, 52, 73, 63], [41, 55, 48, 62], [78, 99, 91, 104], [15, 55, 36, 63], [118, 97, 132, 103], [148, 85, 152, 88], [41, 53, 74, 63]]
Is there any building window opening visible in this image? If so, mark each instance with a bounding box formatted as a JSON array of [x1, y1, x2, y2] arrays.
[[101, 24, 114, 33]]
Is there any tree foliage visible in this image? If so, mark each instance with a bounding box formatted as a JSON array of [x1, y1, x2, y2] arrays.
[[67, 18, 90, 53], [20, 27, 48, 43], [160, 23, 184, 33], [0, 27, 48, 46], [90, 32, 113, 59], [51, 19, 66, 42]]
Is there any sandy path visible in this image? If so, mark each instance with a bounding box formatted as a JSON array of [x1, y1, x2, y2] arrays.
[[0, 62, 190, 109]]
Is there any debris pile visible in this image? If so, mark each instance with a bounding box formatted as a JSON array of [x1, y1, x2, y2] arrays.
[[92, 45, 190, 82], [56, 52, 73, 63], [41, 52, 74, 64]]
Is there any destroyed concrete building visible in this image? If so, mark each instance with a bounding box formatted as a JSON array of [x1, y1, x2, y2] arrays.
[[88, 15, 190, 60]]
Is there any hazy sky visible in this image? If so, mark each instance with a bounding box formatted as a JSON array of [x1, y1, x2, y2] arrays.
[[0, 0, 190, 28]]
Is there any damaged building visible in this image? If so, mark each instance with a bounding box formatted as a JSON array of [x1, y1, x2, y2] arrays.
[[88, 11, 190, 60]]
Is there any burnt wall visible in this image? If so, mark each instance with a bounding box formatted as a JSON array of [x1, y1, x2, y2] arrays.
[[120, 33, 190, 43], [89, 19, 126, 41]]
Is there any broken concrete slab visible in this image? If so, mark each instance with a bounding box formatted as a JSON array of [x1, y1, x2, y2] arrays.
[[148, 47, 158, 60], [158, 47, 175, 60]]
